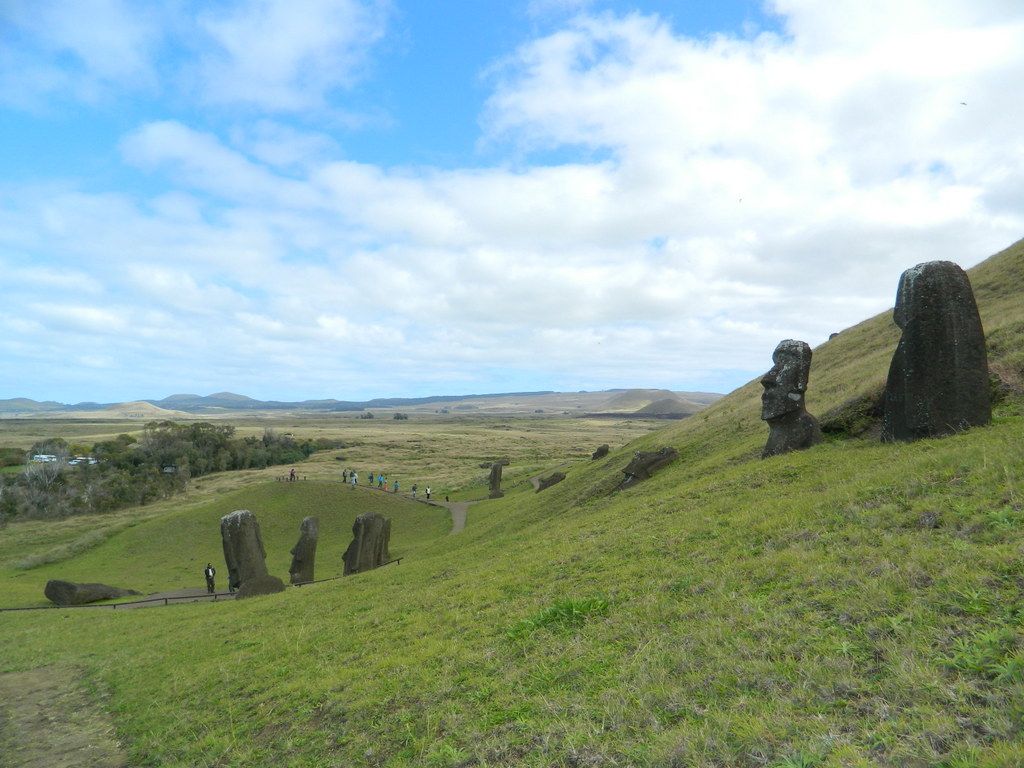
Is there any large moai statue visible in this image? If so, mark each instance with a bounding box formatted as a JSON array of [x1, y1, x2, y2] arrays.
[[761, 339, 823, 458], [488, 461, 504, 499], [342, 512, 392, 575], [288, 516, 319, 585], [881, 261, 990, 442], [220, 510, 286, 599]]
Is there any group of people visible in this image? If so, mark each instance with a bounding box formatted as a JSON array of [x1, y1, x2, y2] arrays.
[[340, 469, 431, 500]]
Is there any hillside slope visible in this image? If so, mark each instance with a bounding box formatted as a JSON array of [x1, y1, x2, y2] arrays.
[[2, 239, 1023, 767]]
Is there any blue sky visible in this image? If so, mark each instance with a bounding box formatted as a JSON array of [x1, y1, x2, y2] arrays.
[[1, 0, 1022, 404]]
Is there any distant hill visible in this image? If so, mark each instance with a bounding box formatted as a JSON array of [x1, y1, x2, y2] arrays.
[[0, 398, 67, 413], [590, 388, 713, 418]]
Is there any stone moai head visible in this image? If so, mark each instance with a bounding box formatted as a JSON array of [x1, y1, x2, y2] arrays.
[[220, 509, 285, 598], [760, 339, 813, 421], [881, 260, 990, 441]]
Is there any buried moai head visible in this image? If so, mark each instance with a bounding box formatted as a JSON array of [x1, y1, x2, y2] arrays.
[[288, 516, 319, 585], [761, 339, 812, 420], [220, 509, 285, 598], [881, 260, 990, 442], [342, 512, 392, 576], [488, 461, 505, 499], [760, 339, 822, 458]]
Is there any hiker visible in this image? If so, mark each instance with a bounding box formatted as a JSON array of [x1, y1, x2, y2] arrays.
[[350, 472, 358, 488], [204, 563, 216, 593], [426, 487, 431, 500], [393, 479, 399, 493], [289, 468, 296, 481], [412, 484, 418, 499], [377, 474, 384, 489], [342, 470, 348, 483]]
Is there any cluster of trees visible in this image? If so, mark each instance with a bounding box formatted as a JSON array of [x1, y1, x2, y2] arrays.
[[0, 421, 341, 525]]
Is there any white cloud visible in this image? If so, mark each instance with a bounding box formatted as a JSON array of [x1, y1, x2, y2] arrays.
[[0, 0, 161, 106], [194, 0, 391, 111]]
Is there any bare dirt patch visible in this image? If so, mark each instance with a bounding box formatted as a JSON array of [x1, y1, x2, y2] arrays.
[[0, 666, 127, 767]]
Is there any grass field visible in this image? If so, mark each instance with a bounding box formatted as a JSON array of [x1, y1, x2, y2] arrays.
[[1, 238, 1023, 767]]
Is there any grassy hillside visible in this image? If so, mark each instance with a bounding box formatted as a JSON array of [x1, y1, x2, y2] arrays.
[[2, 240, 1024, 767]]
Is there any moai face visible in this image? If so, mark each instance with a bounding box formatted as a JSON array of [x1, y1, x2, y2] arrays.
[[761, 340, 811, 421]]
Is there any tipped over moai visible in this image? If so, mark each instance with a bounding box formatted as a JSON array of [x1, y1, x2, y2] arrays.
[[881, 261, 990, 442], [760, 339, 823, 458]]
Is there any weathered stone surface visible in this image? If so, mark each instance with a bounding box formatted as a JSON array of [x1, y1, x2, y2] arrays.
[[761, 339, 823, 458], [881, 260, 991, 442], [488, 461, 504, 499], [343, 512, 392, 575], [289, 516, 319, 584], [220, 509, 285, 599], [592, 444, 610, 460], [619, 447, 679, 488], [536, 471, 566, 492], [44, 580, 140, 606]]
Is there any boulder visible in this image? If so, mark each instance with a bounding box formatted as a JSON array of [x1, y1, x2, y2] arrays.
[[591, 444, 610, 460], [881, 260, 991, 442], [288, 516, 319, 584], [44, 580, 140, 606], [760, 339, 823, 458], [220, 510, 285, 599], [342, 512, 392, 575]]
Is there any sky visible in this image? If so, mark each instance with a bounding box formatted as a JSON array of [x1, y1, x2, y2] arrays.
[[1, 0, 1022, 404]]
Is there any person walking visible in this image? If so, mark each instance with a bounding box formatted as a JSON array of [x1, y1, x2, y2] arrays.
[[204, 563, 216, 594], [393, 479, 399, 494], [426, 487, 431, 500], [412, 484, 418, 499]]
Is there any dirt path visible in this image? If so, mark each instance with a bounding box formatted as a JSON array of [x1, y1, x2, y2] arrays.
[[423, 500, 471, 534], [0, 667, 128, 768]]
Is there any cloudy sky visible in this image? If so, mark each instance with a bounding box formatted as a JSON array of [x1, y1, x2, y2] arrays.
[[1, 0, 1021, 404]]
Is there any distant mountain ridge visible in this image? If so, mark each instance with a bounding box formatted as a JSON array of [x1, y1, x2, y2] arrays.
[[0, 389, 722, 417]]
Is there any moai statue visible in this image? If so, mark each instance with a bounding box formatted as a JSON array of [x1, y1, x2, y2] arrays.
[[288, 516, 319, 585], [591, 444, 610, 460], [220, 510, 286, 599], [342, 512, 392, 575], [881, 261, 990, 442], [761, 339, 823, 458], [488, 461, 504, 499]]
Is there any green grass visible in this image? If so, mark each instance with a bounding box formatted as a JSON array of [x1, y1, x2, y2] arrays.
[[2, 238, 1024, 767]]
